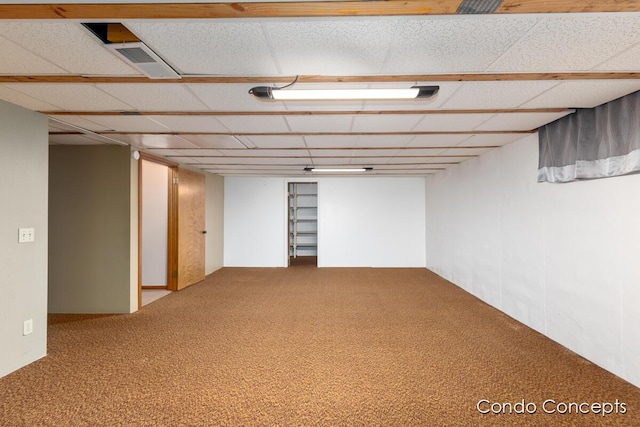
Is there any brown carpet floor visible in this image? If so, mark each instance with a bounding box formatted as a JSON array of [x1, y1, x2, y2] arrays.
[[1, 267, 639, 426]]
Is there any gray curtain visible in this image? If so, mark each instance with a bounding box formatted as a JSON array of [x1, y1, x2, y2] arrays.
[[538, 90, 640, 183]]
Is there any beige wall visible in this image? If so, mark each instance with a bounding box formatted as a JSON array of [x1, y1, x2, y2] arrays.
[[49, 145, 134, 313], [0, 100, 49, 378], [205, 173, 224, 274]]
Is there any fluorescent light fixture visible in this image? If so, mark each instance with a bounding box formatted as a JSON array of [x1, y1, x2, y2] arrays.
[[250, 86, 438, 101], [304, 167, 373, 173]]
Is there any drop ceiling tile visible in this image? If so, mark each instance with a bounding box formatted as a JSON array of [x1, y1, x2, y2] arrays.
[[86, 116, 171, 133], [0, 34, 65, 74], [303, 134, 412, 148], [179, 134, 246, 149], [286, 115, 353, 133], [0, 85, 61, 111], [162, 149, 224, 158], [205, 157, 310, 165], [216, 116, 290, 133], [311, 158, 355, 165], [354, 135, 415, 147], [412, 114, 492, 132], [148, 116, 228, 133], [351, 115, 424, 132], [441, 81, 560, 109], [0, 23, 139, 75], [127, 22, 279, 75], [475, 112, 572, 131], [48, 134, 107, 146], [386, 157, 465, 164], [520, 81, 640, 109], [594, 42, 640, 71], [95, 84, 208, 111], [188, 84, 287, 112], [5, 84, 132, 111], [245, 135, 307, 148], [383, 15, 540, 74], [116, 134, 199, 149], [49, 115, 114, 132], [264, 18, 398, 75], [308, 149, 355, 157], [440, 147, 493, 156], [489, 15, 640, 72], [461, 133, 529, 147], [392, 148, 447, 156], [407, 134, 470, 147], [217, 149, 303, 158]]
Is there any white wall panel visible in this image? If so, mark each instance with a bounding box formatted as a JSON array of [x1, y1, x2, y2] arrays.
[[424, 133, 640, 388], [224, 177, 287, 267], [318, 177, 425, 267]]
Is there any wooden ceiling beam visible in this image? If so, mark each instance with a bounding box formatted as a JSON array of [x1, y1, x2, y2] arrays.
[[5, 73, 640, 84], [43, 108, 569, 116], [1, 1, 640, 20], [49, 130, 534, 136], [148, 146, 500, 151]]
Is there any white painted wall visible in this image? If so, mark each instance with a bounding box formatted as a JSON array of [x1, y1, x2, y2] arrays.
[[224, 177, 287, 267], [318, 177, 425, 267], [0, 100, 49, 378], [141, 160, 168, 287], [205, 173, 224, 274], [224, 176, 425, 268], [424, 133, 640, 388]]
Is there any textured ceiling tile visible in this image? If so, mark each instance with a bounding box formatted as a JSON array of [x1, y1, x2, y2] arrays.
[[216, 116, 290, 133], [263, 18, 398, 75], [0, 23, 139, 75], [407, 134, 470, 147], [383, 15, 540, 74], [188, 84, 288, 112], [440, 147, 492, 156], [520, 81, 640, 109], [354, 135, 414, 147], [0, 34, 65, 74], [5, 84, 132, 111], [245, 135, 307, 148], [96, 84, 208, 111], [441, 81, 560, 109], [475, 111, 572, 131], [286, 115, 353, 133], [489, 15, 640, 72], [460, 133, 528, 147], [351, 115, 424, 132], [593, 42, 640, 71], [49, 115, 114, 132], [412, 114, 492, 131], [0, 85, 61, 111], [84, 116, 171, 133], [179, 134, 246, 149], [148, 116, 229, 133], [121, 134, 199, 149], [127, 22, 279, 75], [48, 134, 107, 146]]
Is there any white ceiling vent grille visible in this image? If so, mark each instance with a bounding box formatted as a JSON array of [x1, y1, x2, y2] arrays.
[[107, 42, 181, 79]]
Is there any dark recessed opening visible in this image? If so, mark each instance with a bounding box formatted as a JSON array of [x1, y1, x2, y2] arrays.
[[82, 23, 140, 44]]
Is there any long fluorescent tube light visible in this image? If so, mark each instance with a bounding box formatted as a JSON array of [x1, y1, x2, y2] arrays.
[[250, 86, 438, 101], [304, 167, 373, 172]]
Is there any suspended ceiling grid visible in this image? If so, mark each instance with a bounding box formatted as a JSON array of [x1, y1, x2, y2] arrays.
[[1, 2, 640, 176]]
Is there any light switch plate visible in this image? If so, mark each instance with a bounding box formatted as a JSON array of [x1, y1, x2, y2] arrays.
[[18, 228, 35, 243], [23, 319, 33, 336]]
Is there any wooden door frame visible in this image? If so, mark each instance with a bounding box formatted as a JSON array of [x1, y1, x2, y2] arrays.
[[137, 152, 179, 309]]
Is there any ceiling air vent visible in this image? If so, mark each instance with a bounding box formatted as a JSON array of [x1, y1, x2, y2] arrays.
[[106, 42, 181, 79], [456, 0, 503, 14]]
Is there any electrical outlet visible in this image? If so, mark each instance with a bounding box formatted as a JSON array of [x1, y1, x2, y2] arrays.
[[23, 319, 33, 336], [18, 228, 35, 243]]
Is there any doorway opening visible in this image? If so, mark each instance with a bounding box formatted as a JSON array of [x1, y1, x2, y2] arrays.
[[288, 182, 318, 267], [138, 153, 178, 309]]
